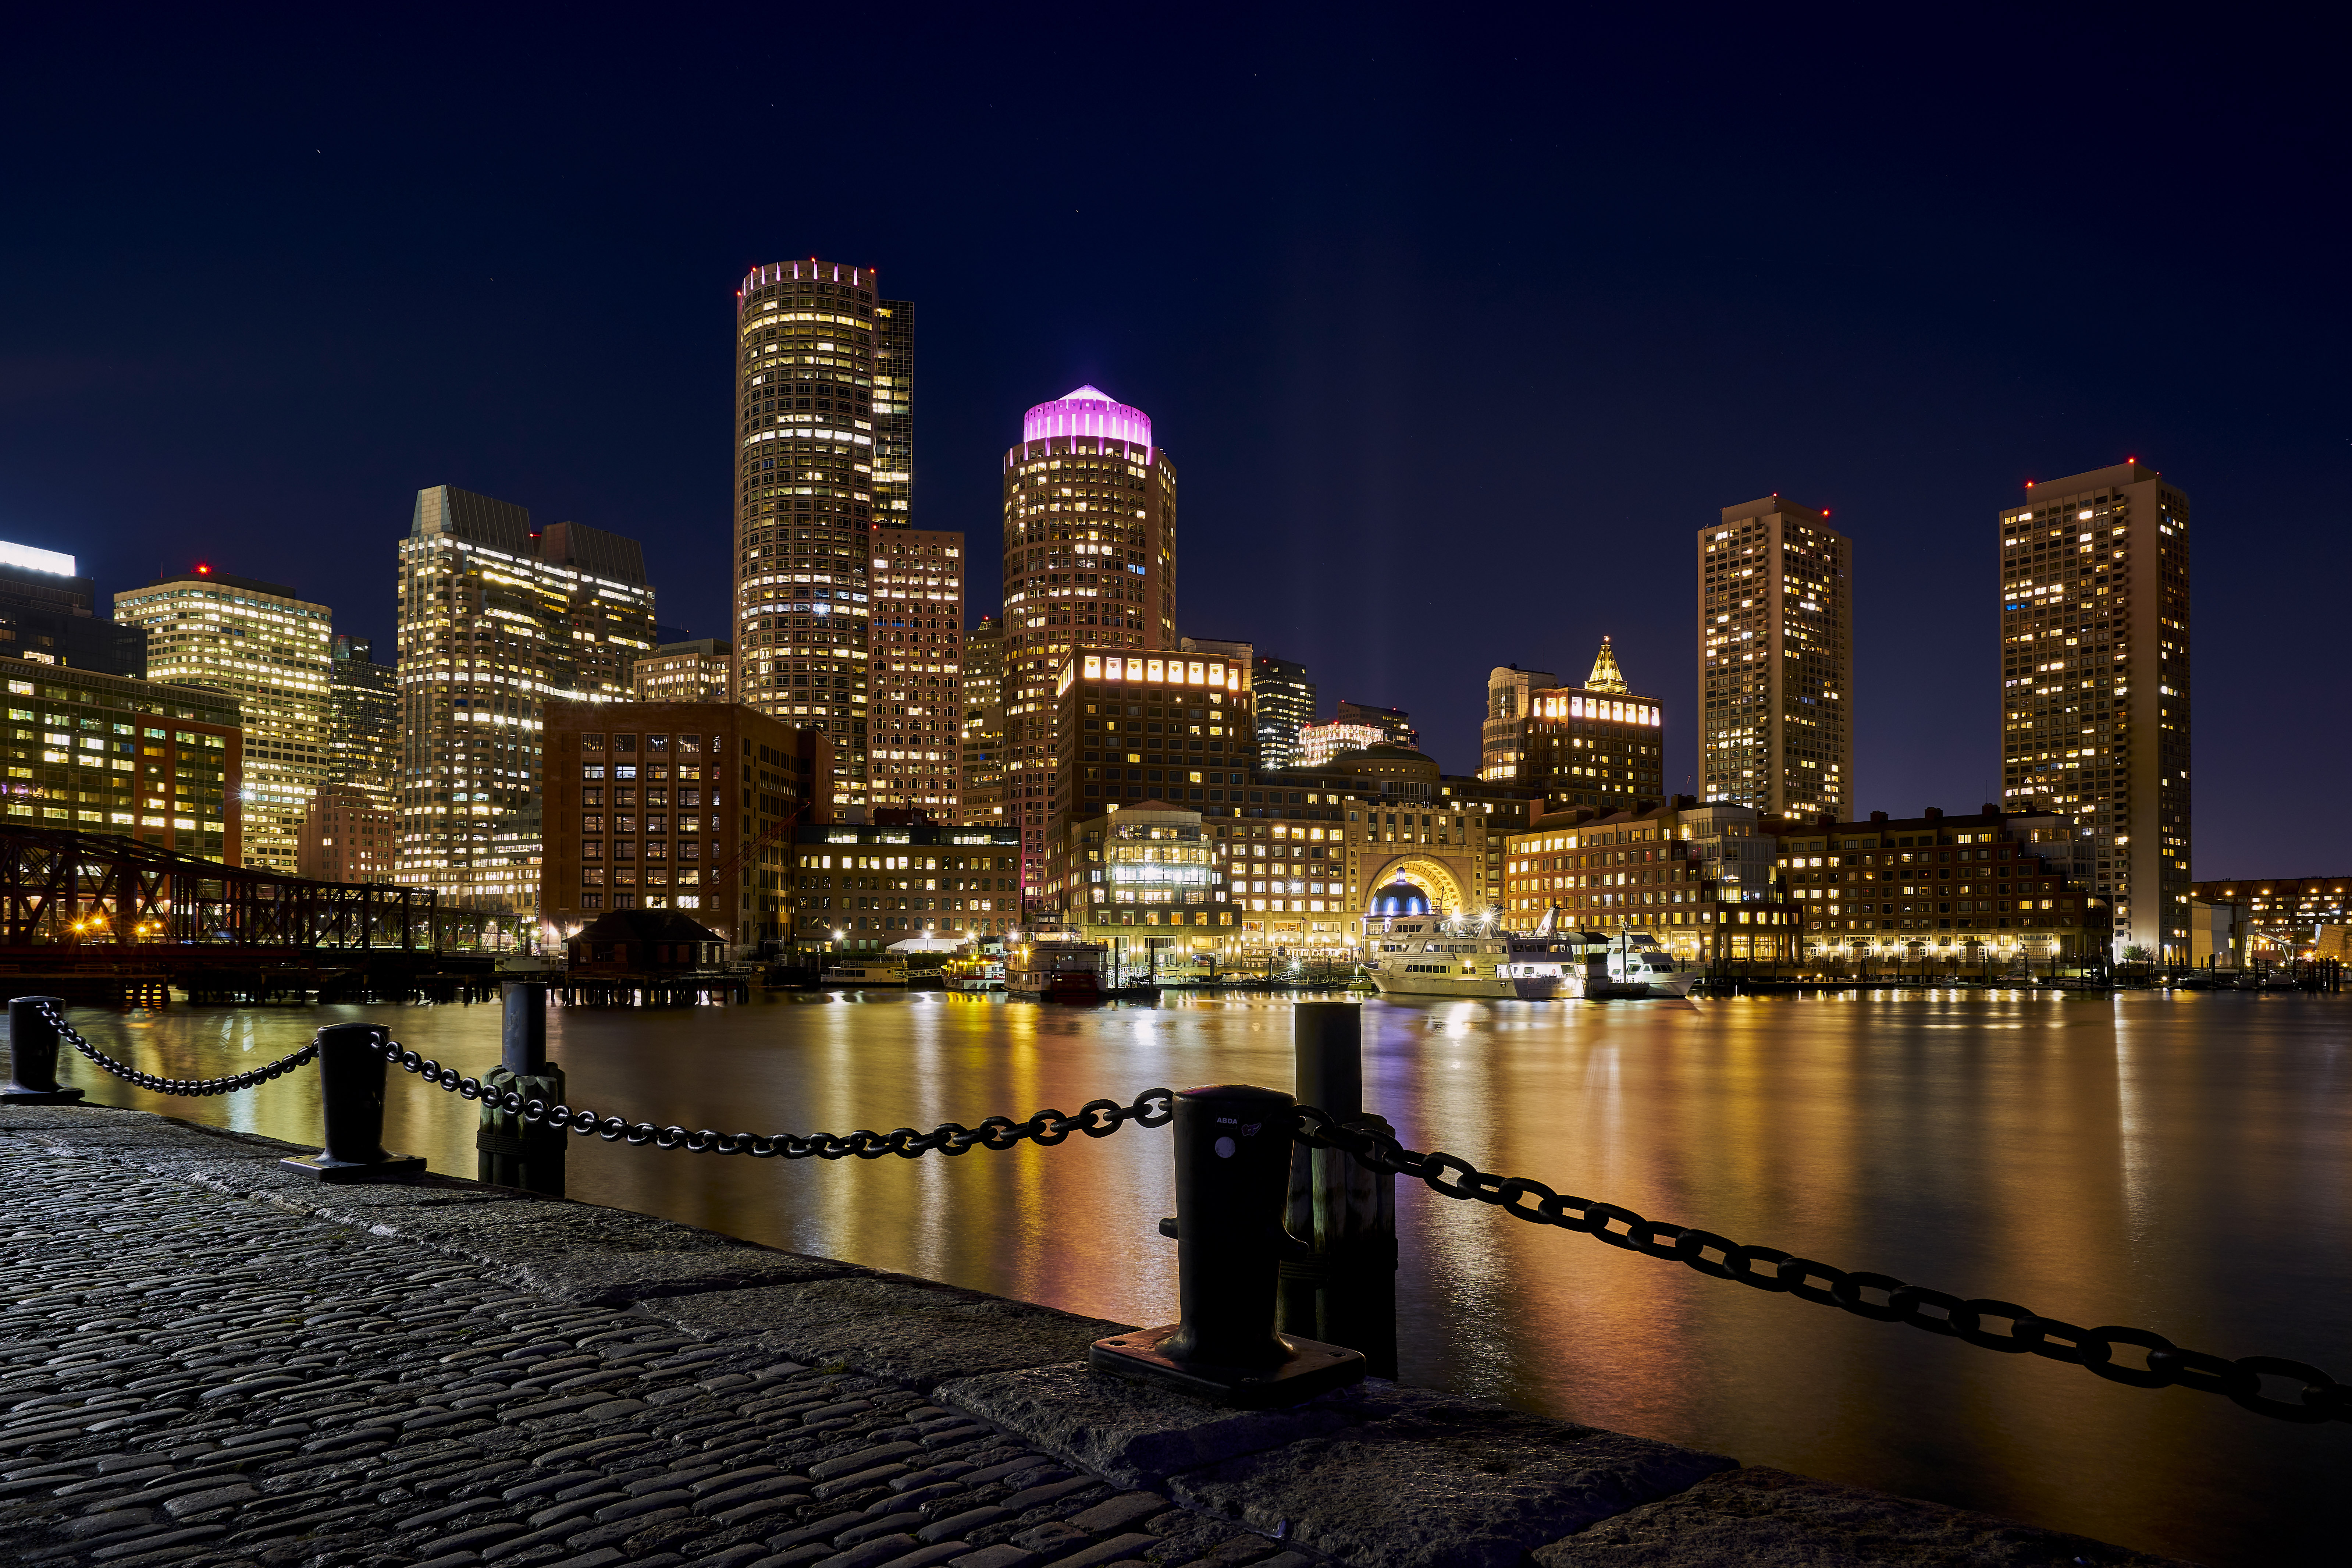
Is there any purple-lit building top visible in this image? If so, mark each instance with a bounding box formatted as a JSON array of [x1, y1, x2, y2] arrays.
[[1021, 385, 1153, 456]]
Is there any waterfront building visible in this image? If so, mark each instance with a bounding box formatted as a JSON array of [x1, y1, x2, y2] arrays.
[[788, 815, 1022, 952], [959, 614, 1005, 828], [1049, 648, 1255, 828], [328, 635, 398, 796], [866, 529, 964, 818], [2188, 875, 2349, 956], [396, 485, 656, 924], [1250, 654, 1313, 770], [0, 541, 145, 676], [1047, 801, 1243, 954], [296, 784, 397, 884], [540, 700, 829, 951], [1765, 805, 2108, 960], [1481, 664, 1558, 782], [114, 568, 332, 876], [1002, 385, 1178, 903], [873, 296, 915, 526], [1515, 639, 1665, 814], [1999, 461, 2191, 960], [1700, 497, 1852, 818], [732, 260, 885, 807], [0, 662, 241, 861], [1502, 797, 1797, 964], [632, 639, 733, 703]]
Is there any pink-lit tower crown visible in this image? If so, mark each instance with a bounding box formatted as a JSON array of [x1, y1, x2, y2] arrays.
[[998, 385, 1178, 902]]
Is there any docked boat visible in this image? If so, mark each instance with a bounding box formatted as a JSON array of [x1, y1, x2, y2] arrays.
[[1367, 909, 1701, 1000], [1004, 929, 1104, 1003], [820, 958, 910, 988], [944, 955, 1005, 992]]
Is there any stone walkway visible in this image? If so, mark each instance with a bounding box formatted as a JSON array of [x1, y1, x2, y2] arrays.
[[0, 1101, 2192, 1568]]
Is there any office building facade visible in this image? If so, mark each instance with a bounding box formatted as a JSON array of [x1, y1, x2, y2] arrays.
[[540, 700, 829, 950], [396, 484, 655, 922], [1700, 497, 1852, 818], [1481, 664, 1559, 782], [1999, 461, 2191, 959], [959, 615, 1005, 828], [1516, 639, 1666, 815], [0, 662, 241, 861], [1050, 648, 1255, 832], [2189, 875, 2349, 957], [1504, 799, 1797, 964], [1001, 386, 1178, 901], [873, 297, 915, 526], [866, 529, 964, 818], [114, 569, 332, 876], [0, 542, 145, 677], [297, 784, 398, 884], [632, 639, 734, 703], [1251, 654, 1314, 770], [328, 634, 398, 796], [789, 818, 1022, 952], [732, 259, 883, 808]]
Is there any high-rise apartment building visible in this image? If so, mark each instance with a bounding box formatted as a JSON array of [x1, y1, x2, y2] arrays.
[[1, 541, 146, 676], [1481, 664, 1559, 782], [328, 634, 398, 796], [873, 298, 915, 526], [1999, 461, 2191, 960], [867, 529, 964, 817], [632, 639, 733, 703], [396, 485, 655, 922], [1001, 386, 1178, 900], [732, 259, 884, 808], [960, 615, 1005, 827], [1252, 654, 1314, 769], [1699, 498, 1852, 818], [115, 569, 333, 875], [1518, 640, 1666, 814]]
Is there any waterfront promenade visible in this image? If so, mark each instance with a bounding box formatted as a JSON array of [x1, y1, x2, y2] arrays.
[[0, 1096, 2188, 1568]]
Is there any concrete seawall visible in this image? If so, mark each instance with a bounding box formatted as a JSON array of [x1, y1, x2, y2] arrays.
[[0, 1102, 2189, 1568]]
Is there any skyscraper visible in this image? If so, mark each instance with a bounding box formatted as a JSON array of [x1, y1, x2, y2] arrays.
[[1699, 497, 1852, 818], [1517, 640, 1666, 814], [873, 298, 915, 526], [114, 568, 334, 875], [328, 634, 398, 796], [1481, 664, 1558, 782], [865, 529, 964, 817], [732, 259, 884, 807], [1000, 386, 1177, 900], [960, 614, 1005, 827], [1251, 654, 1314, 769], [1, 541, 146, 676], [396, 485, 655, 923], [1999, 461, 2191, 960]]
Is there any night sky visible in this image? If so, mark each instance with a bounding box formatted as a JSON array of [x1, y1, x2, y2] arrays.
[[6, 10, 2345, 873]]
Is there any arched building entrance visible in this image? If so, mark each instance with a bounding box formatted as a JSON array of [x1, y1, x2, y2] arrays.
[[1360, 854, 1466, 916]]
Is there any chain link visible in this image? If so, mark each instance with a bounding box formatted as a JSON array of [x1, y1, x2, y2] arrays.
[[374, 1035, 1173, 1158], [1291, 1102, 2351, 1426], [38, 1001, 317, 1097]]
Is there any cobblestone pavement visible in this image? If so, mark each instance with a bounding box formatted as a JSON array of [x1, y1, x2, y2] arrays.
[[0, 1103, 2193, 1568]]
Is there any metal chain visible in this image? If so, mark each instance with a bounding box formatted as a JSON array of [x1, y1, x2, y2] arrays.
[[374, 1035, 1174, 1157], [1291, 1103, 2351, 1427], [36, 1001, 317, 1097]]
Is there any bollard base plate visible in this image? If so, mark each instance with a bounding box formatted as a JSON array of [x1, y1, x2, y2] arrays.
[[0, 1088, 85, 1105], [280, 1152, 428, 1184], [1088, 1325, 1365, 1408]]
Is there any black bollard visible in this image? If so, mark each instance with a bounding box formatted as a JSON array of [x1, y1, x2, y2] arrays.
[[280, 1024, 427, 1182], [479, 981, 565, 1195], [1281, 1002, 1399, 1377], [1090, 1083, 1365, 1407], [3, 997, 85, 1105]]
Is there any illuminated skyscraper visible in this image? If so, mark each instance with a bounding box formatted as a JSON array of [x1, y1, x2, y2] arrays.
[[731, 258, 883, 805], [1000, 386, 1177, 899], [395, 485, 654, 924], [114, 569, 333, 875], [1250, 653, 1313, 770], [960, 614, 1005, 827], [865, 529, 964, 816], [1997, 461, 2191, 960], [1481, 664, 1558, 782], [873, 298, 915, 526], [1698, 498, 1852, 818], [328, 634, 398, 796]]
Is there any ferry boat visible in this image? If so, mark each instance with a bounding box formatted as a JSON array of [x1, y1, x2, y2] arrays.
[[944, 954, 1005, 992], [1367, 909, 1701, 1000], [820, 957, 910, 988], [1004, 928, 1105, 1003]]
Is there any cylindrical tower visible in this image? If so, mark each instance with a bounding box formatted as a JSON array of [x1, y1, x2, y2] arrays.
[[999, 386, 1178, 902], [730, 258, 880, 807]]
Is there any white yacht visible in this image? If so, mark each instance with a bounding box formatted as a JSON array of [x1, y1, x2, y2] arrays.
[[1367, 909, 1702, 1000]]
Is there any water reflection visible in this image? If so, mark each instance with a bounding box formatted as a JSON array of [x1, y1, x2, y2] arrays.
[[52, 990, 2349, 1566]]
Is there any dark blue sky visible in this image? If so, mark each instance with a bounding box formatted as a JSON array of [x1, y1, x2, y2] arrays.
[[5, 8, 2345, 873]]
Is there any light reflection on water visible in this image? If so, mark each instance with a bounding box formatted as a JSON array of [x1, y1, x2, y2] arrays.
[[51, 989, 2350, 1567]]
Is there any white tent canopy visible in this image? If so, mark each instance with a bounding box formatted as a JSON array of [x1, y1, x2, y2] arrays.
[[885, 937, 965, 953]]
